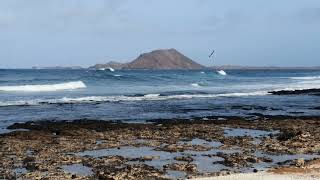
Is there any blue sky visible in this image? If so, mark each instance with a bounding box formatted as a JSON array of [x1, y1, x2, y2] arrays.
[[0, 0, 320, 68]]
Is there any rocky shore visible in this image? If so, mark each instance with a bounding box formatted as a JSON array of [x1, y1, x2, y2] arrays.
[[269, 88, 320, 96], [1, 116, 320, 179]]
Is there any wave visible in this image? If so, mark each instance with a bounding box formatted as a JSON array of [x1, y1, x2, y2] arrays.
[[191, 83, 201, 87], [290, 76, 320, 80], [276, 79, 320, 91], [191, 82, 207, 87], [217, 70, 227, 76], [0, 91, 269, 107], [0, 81, 86, 92], [274, 87, 320, 92], [143, 94, 161, 98]]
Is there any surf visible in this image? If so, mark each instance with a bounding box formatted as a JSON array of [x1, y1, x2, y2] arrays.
[[0, 81, 86, 92], [0, 91, 269, 107], [290, 76, 320, 80], [217, 70, 227, 76], [191, 82, 208, 87], [97, 67, 115, 72], [191, 83, 201, 87]]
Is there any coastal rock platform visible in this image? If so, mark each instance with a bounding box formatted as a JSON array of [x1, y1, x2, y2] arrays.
[[269, 88, 320, 96], [1, 116, 320, 179]]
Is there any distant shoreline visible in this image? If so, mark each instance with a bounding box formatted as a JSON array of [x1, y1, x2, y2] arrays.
[[210, 66, 320, 70], [2, 66, 320, 70]]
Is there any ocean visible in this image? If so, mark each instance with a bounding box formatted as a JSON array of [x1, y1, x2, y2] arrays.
[[0, 69, 320, 132]]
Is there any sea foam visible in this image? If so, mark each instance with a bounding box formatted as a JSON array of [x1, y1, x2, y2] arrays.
[[0, 91, 269, 107], [290, 76, 320, 80], [275, 78, 320, 91], [191, 83, 201, 87], [0, 81, 86, 92]]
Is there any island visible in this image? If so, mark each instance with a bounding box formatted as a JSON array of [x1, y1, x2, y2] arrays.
[[90, 48, 205, 70]]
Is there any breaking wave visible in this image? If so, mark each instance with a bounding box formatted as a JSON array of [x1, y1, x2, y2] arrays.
[[191, 82, 207, 87], [191, 83, 201, 87], [0, 91, 269, 107], [277, 78, 320, 91], [290, 76, 320, 80], [0, 81, 86, 92]]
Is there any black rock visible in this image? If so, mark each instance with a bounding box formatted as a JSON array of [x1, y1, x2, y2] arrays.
[[269, 88, 320, 96]]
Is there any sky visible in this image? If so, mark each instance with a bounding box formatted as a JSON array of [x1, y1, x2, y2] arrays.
[[0, 0, 320, 68]]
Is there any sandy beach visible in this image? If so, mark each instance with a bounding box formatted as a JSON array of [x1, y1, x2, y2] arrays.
[[194, 172, 319, 180]]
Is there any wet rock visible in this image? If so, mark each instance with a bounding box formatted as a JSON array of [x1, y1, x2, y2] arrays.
[[174, 156, 194, 162], [141, 156, 160, 161], [277, 130, 299, 141], [23, 157, 38, 171], [295, 158, 305, 167], [164, 163, 197, 173], [96, 164, 164, 180], [220, 153, 249, 168], [156, 143, 211, 152], [246, 157, 259, 163], [269, 88, 320, 96], [2, 117, 320, 179], [218, 153, 272, 168], [261, 157, 273, 163], [300, 132, 311, 138], [23, 156, 35, 164]]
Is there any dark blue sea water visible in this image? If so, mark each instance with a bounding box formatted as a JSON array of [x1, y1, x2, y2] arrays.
[[1, 69, 320, 132]]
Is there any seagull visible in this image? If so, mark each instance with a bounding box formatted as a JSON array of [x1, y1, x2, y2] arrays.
[[209, 50, 215, 58]]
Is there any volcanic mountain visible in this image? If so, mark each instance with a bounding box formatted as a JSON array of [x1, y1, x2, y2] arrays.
[[125, 49, 204, 69], [90, 49, 205, 70]]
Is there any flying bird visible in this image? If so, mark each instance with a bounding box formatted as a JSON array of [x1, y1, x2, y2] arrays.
[[209, 50, 215, 58]]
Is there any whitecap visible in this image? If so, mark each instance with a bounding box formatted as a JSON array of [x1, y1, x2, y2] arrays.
[[290, 76, 320, 80], [0, 91, 269, 107], [108, 67, 115, 72], [191, 82, 208, 87], [273, 79, 320, 92], [0, 81, 86, 92], [191, 83, 201, 87], [143, 94, 160, 98], [217, 70, 227, 76]]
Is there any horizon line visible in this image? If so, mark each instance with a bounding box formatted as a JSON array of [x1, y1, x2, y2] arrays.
[[1, 65, 320, 70]]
